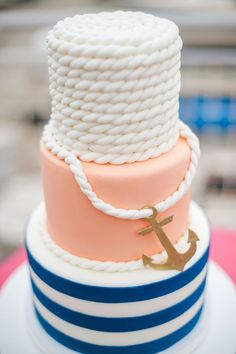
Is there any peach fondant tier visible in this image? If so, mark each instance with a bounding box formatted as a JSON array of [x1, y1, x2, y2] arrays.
[[41, 138, 191, 262]]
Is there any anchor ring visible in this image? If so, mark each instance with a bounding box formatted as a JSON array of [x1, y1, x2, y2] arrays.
[[142, 205, 157, 220]]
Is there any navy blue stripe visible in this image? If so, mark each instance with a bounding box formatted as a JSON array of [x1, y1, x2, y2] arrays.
[[34, 305, 203, 354], [31, 277, 206, 332], [26, 243, 209, 303]]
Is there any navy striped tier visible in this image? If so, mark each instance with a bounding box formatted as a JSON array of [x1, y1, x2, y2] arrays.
[[26, 243, 209, 354]]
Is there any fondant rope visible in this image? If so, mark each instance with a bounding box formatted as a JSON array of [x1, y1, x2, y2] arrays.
[[49, 113, 180, 164], [42, 120, 200, 220], [48, 54, 180, 92]]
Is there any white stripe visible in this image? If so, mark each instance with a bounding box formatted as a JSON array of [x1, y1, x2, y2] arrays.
[[34, 295, 204, 346], [30, 266, 206, 318]]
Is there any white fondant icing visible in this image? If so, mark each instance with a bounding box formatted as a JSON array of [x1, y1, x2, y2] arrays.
[[26, 201, 210, 283], [30, 266, 207, 317], [33, 295, 204, 346]]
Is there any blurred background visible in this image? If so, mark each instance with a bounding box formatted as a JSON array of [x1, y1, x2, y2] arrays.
[[0, 0, 235, 261]]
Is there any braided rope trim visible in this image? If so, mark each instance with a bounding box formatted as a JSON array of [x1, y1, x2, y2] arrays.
[[40, 220, 189, 273], [42, 120, 200, 220], [48, 54, 181, 93], [48, 52, 181, 88], [50, 119, 180, 165]]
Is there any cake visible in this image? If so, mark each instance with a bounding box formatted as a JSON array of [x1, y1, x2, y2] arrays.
[[25, 11, 209, 354]]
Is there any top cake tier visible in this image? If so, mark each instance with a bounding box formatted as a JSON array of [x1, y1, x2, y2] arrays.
[[47, 11, 182, 164]]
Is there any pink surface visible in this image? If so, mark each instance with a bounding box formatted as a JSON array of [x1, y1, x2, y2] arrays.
[[0, 248, 26, 289], [0, 228, 236, 289], [209, 228, 236, 284], [41, 138, 192, 262]]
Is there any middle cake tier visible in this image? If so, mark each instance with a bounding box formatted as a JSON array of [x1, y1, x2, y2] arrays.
[[41, 137, 191, 262]]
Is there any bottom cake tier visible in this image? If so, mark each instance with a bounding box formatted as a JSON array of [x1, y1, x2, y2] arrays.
[[26, 202, 210, 354]]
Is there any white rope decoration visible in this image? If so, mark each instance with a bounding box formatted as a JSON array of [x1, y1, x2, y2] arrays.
[[43, 12, 200, 220], [40, 219, 189, 272]]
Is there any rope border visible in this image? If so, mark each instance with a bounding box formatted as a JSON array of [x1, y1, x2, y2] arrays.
[[40, 219, 189, 272]]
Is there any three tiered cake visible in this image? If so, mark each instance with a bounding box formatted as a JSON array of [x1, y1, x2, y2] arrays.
[[26, 11, 210, 353]]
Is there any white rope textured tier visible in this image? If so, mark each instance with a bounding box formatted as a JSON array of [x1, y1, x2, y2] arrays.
[[47, 11, 182, 164]]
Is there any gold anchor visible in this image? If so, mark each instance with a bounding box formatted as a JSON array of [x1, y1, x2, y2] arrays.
[[139, 206, 199, 271]]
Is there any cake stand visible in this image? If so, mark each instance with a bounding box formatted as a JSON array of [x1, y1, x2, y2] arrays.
[[0, 261, 235, 354]]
